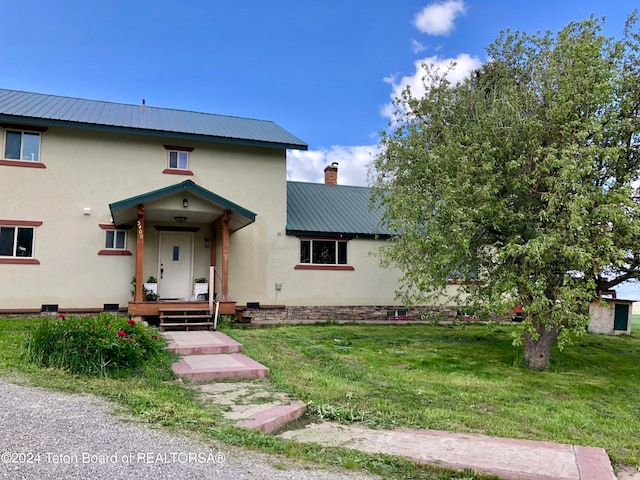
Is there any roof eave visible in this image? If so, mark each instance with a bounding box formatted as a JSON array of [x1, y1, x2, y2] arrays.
[[0, 114, 308, 151]]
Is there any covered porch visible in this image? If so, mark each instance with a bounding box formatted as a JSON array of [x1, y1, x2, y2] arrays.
[[109, 180, 256, 322]]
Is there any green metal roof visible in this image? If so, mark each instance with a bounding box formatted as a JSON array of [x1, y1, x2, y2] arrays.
[[0, 88, 307, 150], [286, 181, 395, 238], [110, 180, 256, 231]]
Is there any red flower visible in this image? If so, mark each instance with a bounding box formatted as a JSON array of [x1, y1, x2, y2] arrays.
[[127, 319, 136, 325], [58, 314, 66, 320], [151, 335, 158, 340], [117, 330, 127, 337]]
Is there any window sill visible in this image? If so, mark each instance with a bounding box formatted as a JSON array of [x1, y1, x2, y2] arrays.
[[0, 258, 40, 264], [98, 250, 133, 256], [294, 264, 354, 271], [0, 159, 46, 168], [163, 168, 193, 176]]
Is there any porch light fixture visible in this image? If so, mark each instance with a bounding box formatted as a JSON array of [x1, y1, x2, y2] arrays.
[[183, 198, 189, 208], [174, 216, 187, 224]]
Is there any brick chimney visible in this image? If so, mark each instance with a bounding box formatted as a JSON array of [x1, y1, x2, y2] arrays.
[[324, 162, 339, 185]]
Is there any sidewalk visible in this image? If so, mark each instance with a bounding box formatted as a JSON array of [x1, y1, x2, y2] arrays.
[[280, 422, 618, 480]]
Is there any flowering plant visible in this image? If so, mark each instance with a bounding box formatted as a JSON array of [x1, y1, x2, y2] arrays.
[[22, 313, 167, 377]]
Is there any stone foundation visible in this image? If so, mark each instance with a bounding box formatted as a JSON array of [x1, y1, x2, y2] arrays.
[[241, 305, 467, 325]]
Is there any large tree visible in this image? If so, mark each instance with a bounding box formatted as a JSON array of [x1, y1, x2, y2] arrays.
[[372, 14, 640, 370]]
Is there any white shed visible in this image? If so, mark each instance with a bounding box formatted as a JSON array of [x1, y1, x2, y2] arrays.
[[588, 298, 634, 335]]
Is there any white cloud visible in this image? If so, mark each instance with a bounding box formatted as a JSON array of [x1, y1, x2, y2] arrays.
[[286, 145, 378, 187], [414, 0, 467, 36], [381, 53, 483, 120], [411, 39, 427, 53]]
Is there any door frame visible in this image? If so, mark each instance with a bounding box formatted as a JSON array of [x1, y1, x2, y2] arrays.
[[157, 231, 194, 299]]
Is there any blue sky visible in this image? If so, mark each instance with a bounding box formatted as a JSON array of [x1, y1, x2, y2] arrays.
[[2, 1, 636, 185]]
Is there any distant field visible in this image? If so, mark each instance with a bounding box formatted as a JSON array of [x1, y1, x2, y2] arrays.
[[633, 313, 640, 330]]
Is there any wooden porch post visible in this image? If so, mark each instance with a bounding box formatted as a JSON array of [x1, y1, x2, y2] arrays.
[[210, 221, 217, 299], [134, 204, 145, 302], [221, 211, 231, 301]]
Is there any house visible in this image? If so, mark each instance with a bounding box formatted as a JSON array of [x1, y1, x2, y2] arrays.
[[0, 87, 424, 323]]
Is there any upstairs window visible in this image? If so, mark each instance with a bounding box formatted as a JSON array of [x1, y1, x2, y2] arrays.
[[299, 239, 348, 265], [163, 145, 194, 175], [0, 225, 35, 257], [4, 130, 40, 162], [168, 150, 189, 170]]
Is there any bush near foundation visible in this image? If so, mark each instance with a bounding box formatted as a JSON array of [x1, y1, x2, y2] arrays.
[[22, 313, 167, 377]]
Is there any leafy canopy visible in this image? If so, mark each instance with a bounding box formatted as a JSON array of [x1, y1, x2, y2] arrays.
[[372, 14, 640, 341]]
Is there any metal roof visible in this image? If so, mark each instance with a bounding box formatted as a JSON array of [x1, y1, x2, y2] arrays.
[[0, 88, 307, 150], [110, 180, 256, 231], [286, 181, 395, 237]]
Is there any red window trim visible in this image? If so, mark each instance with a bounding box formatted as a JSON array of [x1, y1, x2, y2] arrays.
[[294, 264, 354, 271], [0, 258, 40, 265], [0, 159, 46, 169], [163, 145, 194, 152], [99, 223, 133, 230], [98, 250, 132, 256], [162, 168, 194, 176], [0, 220, 43, 227]]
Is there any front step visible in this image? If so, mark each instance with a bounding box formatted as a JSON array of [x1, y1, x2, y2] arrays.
[[172, 353, 269, 382], [193, 381, 307, 434], [159, 308, 212, 331], [164, 331, 242, 355]]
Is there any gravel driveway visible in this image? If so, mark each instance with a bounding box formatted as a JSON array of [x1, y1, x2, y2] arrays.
[[0, 378, 377, 480]]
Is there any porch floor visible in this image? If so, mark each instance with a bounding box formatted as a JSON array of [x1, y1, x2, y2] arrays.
[[128, 300, 236, 318]]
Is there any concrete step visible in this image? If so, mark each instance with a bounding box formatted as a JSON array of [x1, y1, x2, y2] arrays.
[[192, 381, 306, 434], [235, 402, 307, 434], [163, 331, 243, 355], [172, 353, 269, 382]]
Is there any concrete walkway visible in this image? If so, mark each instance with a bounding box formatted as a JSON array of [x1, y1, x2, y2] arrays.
[[163, 331, 623, 480]]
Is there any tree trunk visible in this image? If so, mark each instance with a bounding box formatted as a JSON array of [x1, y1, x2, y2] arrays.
[[523, 319, 562, 371]]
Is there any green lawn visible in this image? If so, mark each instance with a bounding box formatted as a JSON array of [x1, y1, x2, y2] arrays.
[[0, 317, 498, 480], [632, 313, 640, 331], [225, 322, 640, 470]]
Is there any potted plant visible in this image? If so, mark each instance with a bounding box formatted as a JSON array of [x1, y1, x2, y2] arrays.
[[194, 277, 208, 297], [143, 276, 158, 299]]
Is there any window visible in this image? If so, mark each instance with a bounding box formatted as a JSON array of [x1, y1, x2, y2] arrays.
[[299, 239, 348, 265], [162, 145, 194, 175], [168, 150, 189, 170], [4, 130, 40, 161], [105, 230, 127, 250], [0, 225, 35, 258], [98, 224, 132, 256]]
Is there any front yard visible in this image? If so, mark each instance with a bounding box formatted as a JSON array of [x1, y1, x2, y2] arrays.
[[225, 322, 640, 470]]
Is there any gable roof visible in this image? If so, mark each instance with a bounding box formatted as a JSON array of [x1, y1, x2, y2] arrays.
[[286, 181, 394, 238], [0, 88, 307, 150], [110, 180, 256, 232]]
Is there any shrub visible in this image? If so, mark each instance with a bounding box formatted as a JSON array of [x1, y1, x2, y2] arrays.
[[22, 313, 168, 377]]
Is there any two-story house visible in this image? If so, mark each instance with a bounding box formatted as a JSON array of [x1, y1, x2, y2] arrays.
[[1, 88, 415, 324]]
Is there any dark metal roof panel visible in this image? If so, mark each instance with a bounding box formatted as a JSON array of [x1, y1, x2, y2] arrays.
[[286, 181, 395, 236], [0, 88, 307, 150]]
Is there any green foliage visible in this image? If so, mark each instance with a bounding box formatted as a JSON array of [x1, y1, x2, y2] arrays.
[[22, 314, 169, 377], [372, 13, 640, 369]]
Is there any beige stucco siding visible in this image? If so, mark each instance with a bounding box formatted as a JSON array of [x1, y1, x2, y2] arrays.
[[1, 126, 286, 309]]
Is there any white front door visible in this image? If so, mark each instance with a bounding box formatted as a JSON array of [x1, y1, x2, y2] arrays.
[[158, 232, 193, 299]]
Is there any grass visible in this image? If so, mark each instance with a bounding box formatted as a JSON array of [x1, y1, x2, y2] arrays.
[[224, 322, 640, 471], [632, 313, 640, 331], [0, 317, 495, 480]]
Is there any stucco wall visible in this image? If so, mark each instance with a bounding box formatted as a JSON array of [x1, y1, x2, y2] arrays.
[[0, 126, 286, 309]]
